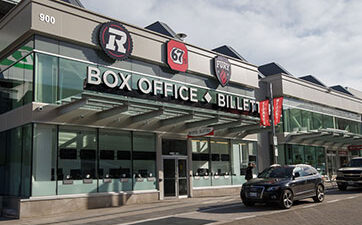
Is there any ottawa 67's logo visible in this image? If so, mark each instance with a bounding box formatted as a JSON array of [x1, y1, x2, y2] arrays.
[[99, 22, 133, 61], [167, 40, 188, 72]]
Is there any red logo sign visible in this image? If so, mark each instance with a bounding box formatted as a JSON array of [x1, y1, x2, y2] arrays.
[[273, 97, 283, 125], [99, 22, 133, 61], [260, 100, 270, 126], [167, 40, 188, 72], [214, 56, 231, 87]]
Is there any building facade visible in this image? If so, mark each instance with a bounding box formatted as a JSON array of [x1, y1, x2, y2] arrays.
[[0, 0, 267, 217], [258, 63, 362, 178]]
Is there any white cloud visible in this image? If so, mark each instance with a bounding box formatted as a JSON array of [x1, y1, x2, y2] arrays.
[[82, 0, 362, 90]]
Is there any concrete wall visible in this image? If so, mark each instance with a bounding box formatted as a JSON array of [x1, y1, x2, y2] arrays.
[[192, 186, 241, 198], [263, 74, 362, 115], [19, 191, 159, 218]]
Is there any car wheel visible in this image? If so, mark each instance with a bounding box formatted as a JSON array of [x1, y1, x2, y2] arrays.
[[338, 183, 347, 191], [243, 200, 255, 207], [313, 184, 325, 202], [279, 189, 293, 209], [241, 191, 255, 207]]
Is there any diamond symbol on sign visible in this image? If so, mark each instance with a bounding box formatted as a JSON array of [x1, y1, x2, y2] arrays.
[[203, 92, 212, 103]]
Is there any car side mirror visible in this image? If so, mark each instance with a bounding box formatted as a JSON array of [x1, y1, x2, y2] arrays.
[[293, 172, 300, 179]]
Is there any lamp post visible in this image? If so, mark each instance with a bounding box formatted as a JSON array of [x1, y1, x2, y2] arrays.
[[269, 82, 278, 164]]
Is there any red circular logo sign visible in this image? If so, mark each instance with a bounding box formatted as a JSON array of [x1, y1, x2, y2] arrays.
[[167, 40, 188, 72], [99, 22, 133, 61]]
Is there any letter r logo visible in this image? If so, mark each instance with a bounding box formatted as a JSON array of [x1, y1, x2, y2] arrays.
[[105, 27, 127, 53], [99, 22, 133, 61]]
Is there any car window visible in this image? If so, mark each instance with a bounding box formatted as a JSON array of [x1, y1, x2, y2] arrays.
[[348, 159, 362, 167], [293, 167, 303, 177], [258, 167, 293, 178], [303, 166, 316, 176]]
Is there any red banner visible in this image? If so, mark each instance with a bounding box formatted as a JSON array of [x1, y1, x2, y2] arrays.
[[259, 100, 270, 126], [348, 145, 362, 151], [273, 97, 283, 125]]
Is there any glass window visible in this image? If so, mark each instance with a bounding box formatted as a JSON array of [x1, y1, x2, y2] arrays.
[[323, 115, 334, 129], [312, 112, 323, 130], [210, 139, 231, 186], [289, 108, 302, 132], [162, 139, 187, 155], [336, 118, 350, 131], [35, 53, 58, 103], [283, 109, 291, 132], [292, 145, 304, 164], [301, 110, 312, 131], [0, 53, 33, 114], [304, 146, 316, 167], [58, 58, 87, 101], [57, 127, 97, 195], [32, 124, 57, 196], [132, 132, 156, 190], [315, 147, 325, 175], [191, 138, 211, 187], [99, 130, 132, 192]]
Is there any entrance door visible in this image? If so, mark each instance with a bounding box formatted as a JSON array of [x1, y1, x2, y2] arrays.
[[163, 157, 188, 197]]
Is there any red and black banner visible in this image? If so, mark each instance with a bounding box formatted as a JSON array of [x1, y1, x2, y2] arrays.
[[273, 97, 283, 125], [260, 99, 270, 126]]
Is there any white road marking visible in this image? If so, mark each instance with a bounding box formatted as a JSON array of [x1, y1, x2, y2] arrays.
[[234, 215, 257, 220], [346, 196, 358, 199], [327, 199, 340, 203], [302, 204, 317, 208]]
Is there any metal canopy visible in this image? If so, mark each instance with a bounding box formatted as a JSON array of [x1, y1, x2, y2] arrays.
[[37, 92, 260, 136], [285, 128, 362, 147]]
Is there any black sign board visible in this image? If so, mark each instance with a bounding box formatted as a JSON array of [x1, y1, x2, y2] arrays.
[[99, 22, 133, 60]]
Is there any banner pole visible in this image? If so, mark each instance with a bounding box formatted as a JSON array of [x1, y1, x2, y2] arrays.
[[270, 83, 278, 164]]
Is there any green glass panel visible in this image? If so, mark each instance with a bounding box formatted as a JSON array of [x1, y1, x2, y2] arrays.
[[32, 124, 57, 197], [35, 53, 58, 103]]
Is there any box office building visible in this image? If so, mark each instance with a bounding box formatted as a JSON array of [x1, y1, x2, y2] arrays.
[[258, 63, 362, 178], [0, 0, 268, 217]]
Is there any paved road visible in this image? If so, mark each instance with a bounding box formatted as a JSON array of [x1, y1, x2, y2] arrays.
[[1, 187, 362, 225]]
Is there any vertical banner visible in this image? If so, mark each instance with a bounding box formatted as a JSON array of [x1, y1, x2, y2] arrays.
[[273, 97, 283, 125], [259, 100, 270, 126]]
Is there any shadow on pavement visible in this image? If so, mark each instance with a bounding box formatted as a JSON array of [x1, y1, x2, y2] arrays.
[[326, 187, 362, 196]]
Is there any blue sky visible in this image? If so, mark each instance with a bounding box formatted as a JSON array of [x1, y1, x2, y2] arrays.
[[81, 0, 362, 91]]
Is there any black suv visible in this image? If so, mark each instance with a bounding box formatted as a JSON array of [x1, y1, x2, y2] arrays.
[[336, 157, 362, 191], [241, 165, 324, 209]]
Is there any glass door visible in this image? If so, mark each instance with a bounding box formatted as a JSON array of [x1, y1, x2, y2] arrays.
[[163, 157, 188, 198], [178, 159, 188, 196], [164, 159, 176, 197]]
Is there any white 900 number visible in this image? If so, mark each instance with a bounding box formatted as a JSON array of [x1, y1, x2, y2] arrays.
[[39, 13, 55, 24]]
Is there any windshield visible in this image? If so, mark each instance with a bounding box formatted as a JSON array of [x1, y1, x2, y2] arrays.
[[348, 159, 362, 167], [258, 167, 294, 179]]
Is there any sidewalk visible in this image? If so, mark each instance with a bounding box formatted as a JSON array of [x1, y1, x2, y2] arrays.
[[0, 195, 240, 225]]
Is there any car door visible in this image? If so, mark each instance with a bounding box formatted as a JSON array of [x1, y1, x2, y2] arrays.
[[302, 166, 319, 196], [289, 166, 308, 199]]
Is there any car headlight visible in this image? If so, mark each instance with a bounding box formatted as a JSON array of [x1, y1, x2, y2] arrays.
[[266, 186, 280, 192], [337, 171, 344, 177]]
